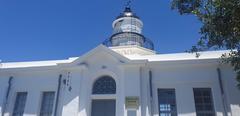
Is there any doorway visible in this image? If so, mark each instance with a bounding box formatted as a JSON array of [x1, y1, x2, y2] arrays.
[[91, 76, 117, 116], [91, 99, 116, 116]]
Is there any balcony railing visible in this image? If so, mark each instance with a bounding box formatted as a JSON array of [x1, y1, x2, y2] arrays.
[[103, 32, 154, 50]]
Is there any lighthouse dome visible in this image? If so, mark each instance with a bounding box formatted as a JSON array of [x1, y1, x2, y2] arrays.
[[103, 7, 155, 55]]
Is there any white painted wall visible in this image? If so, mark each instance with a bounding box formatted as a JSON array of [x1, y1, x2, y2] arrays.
[[149, 63, 240, 116], [0, 51, 240, 116], [0, 69, 62, 116], [0, 75, 9, 116], [220, 65, 240, 116]]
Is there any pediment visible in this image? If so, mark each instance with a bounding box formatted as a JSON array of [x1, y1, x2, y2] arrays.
[[58, 45, 131, 68]]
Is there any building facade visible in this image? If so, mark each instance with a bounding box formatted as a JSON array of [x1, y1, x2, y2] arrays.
[[0, 7, 240, 116]]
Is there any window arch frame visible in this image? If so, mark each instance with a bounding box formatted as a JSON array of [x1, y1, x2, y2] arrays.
[[92, 76, 116, 95]]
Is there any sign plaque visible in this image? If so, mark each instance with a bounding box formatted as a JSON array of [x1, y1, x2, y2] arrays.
[[125, 96, 139, 109]]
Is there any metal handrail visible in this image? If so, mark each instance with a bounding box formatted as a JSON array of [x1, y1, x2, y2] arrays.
[[103, 32, 154, 50]]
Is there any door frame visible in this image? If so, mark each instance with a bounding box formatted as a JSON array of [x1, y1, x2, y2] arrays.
[[90, 95, 117, 116]]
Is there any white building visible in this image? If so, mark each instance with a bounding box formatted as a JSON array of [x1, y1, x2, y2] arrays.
[[0, 7, 240, 116]]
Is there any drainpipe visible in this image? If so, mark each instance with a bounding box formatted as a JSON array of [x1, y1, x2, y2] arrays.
[[1, 76, 13, 116], [54, 74, 62, 116], [149, 70, 154, 116], [217, 68, 231, 116]]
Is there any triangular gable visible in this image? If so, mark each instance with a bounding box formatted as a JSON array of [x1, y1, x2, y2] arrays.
[[58, 45, 132, 67]]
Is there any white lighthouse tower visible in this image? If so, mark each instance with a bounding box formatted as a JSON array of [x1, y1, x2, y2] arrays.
[[103, 7, 156, 55]]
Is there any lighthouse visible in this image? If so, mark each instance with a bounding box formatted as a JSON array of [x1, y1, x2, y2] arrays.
[[103, 7, 156, 55]]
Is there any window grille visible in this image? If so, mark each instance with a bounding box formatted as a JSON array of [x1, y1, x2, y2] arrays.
[[39, 92, 55, 116], [193, 88, 215, 116], [92, 76, 116, 94], [158, 89, 177, 116], [13, 92, 27, 116]]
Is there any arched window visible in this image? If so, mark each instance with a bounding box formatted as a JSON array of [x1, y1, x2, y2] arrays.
[[92, 76, 116, 94]]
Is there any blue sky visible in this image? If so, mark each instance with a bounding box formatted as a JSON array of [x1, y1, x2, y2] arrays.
[[0, 0, 202, 62]]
